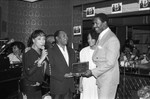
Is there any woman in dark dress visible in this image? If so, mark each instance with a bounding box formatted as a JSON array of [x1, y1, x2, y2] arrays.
[[21, 29, 49, 99]]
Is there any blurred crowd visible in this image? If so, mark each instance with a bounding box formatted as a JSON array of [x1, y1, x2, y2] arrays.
[[120, 39, 150, 68]]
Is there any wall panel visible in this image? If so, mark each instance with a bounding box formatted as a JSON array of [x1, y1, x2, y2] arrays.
[[7, 0, 72, 46]]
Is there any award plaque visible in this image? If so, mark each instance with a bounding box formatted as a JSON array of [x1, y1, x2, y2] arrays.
[[72, 62, 89, 73]]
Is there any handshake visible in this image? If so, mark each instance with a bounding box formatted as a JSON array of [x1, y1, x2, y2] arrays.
[[73, 70, 93, 78]]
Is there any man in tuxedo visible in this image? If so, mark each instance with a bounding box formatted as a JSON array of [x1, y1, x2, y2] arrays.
[[48, 30, 76, 99], [82, 13, 120, 99]]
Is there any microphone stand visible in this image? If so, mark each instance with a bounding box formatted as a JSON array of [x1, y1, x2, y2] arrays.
[[0, 39, 15, 55], [0, 44, 7, 55]]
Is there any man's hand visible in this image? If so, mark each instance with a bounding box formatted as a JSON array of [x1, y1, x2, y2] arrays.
[[81, 70, 92, 78], [64, 72, 73, 78], [72, 73, 81, 77]]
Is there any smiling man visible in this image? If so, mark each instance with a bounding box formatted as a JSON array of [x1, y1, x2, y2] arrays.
[[48, 30, 76, 99], [82, 13, 120, 99]]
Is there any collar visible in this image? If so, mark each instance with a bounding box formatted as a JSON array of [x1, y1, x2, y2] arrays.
[[57, 44, 67, 51], [98, 27, 110, 40]]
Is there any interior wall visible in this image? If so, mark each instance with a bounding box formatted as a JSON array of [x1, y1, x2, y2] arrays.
[[73, 0, 150, 51], [0, 0, 73, 46], [72, 0, 105, 6], [0, 0, 8, 38]]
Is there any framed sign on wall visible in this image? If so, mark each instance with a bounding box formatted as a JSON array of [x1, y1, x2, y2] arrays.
[[111, 2, 122, 14], [139, 0, 150, 10], [86, 7, 95, 17], [73, 25, 81, 35]]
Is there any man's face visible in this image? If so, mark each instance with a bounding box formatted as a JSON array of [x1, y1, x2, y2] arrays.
[[57, 31, 68, 46], [47, 36, 55, 44], [93, 17, 104, 34]]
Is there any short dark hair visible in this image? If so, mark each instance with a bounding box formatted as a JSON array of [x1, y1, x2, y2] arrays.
[[46, 34, 54, 38], [95, 13, 108, 23], [27, 29, 46, 47], [11, 41, 25, 52], [54, 30, 64, 43], [46, 34, 55, 44], [88, 30, 99, 42], [54, 30, 61, 39]]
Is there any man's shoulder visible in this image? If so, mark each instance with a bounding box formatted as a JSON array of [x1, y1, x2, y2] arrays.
[[47, 47, 54, 52], [67, 46, 75, 52], [47, 45, 58, 53], [67, 46, 73, 49], [80, 46, 89, 52], [105, 30, 119, 42]]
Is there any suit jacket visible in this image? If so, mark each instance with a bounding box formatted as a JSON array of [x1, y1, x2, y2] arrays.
[[48, 44, 76, 94], [92, 28, 120, 87]]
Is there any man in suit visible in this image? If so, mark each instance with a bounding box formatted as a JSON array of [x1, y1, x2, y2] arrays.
[[48, 30, 76, 99], [46, 34, 55, 49], [82, 13, 120, 99]]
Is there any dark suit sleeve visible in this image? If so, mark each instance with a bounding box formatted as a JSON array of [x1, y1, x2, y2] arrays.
[[23, 51, 39, 76], [45, 59, 51, 76], [68, 47, 78, 73], [51, 66, 64, 82], [73, 49, 77, 63], [48, 48, 64, 82]]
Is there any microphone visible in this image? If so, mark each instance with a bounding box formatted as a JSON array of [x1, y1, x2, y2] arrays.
[[0, 39, 15, 54], [46, 55, 49, 61], [41, 46, 49, 61], [1, 39, 15, 49]]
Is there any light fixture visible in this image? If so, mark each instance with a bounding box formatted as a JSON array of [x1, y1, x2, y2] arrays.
[[21, 0, 42, 3]]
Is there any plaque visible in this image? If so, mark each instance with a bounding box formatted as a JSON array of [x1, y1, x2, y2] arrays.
[[72, 62, 89, 73]]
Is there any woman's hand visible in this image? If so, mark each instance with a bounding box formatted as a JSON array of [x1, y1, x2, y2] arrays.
[[40, 48, 48, 61], [37, 47, 48, 67], [79, 82, 83, 93]]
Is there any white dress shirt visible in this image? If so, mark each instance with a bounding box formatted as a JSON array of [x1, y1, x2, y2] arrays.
[[57, 44, 69, 66], [7, 53, 22, 64]]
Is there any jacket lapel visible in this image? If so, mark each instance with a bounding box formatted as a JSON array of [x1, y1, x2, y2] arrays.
[[93, 29, 114, 58], [54, 45, 68, 67], [67, 47, 71, 67]]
